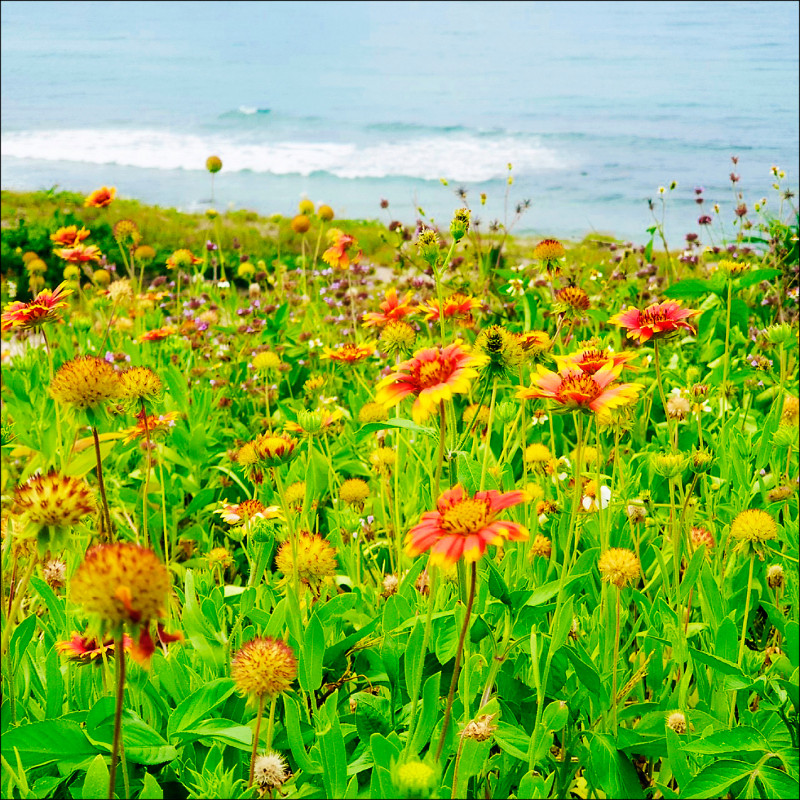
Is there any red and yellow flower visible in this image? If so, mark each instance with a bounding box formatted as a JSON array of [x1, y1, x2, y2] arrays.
[[420, 292, 481, 325], [84, 186, 116, 208], [609, 300, 697, 344], [517, 362, 643, 421], [122, 411, 181, 443], [214, 499, 281, 525], [166, 249, 202, 270], [50, 226, 91, 246], [362, 287, 416, 328], [1, 283, 72, 332], [322, 229, 361, 270], [139, 326, 176, 342], [53, 244, 103, 263], [376, 341, 482, 423], [322, 342, 375, 363], [406, 485, 528, 566], [553, 347, 638, 376], [56, 631, 133, 664]]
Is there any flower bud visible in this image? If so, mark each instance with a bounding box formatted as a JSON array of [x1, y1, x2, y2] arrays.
[[449, 208, 470, 242], [495, 400, 517, 425], [651, 452, 685, 479], [690, 448, 714, 474], [767, 564, 784, 589], [764, 323, 794, 346]]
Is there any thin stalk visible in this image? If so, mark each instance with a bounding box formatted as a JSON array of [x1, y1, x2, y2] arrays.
[[612, 588, 621, 735], [721, 275, 733, 421], [93, 426, 113, 540], [108, 634, 126, 800], [434, 401, 447, 499], [1, 557, 36, 657], [653, 341, 672, 445], [140, 401, 152, 548], [434, 240, 457, 343], [248, 695, 266, 787], [450, 735, 467, 799], [479, 378, 498, 492], [265, 695, 278, 752], [435, 561, 477, 762], [737, 553, 755, 667]]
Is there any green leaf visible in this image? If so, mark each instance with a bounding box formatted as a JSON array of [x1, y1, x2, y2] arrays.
[[404, 619, 425, 700], [738, 268, 782, 287], [457, 454, 499, 494], [139, 772, 164, 800], [410, 672, 441, 754], [588, 734, 644, 798], [82, 754, 109, 800], [564, 647, 607, 703], [44, 647, 64, 720], [689, 647, 747, 679], [680, 725, 769, 755], [166, 678, 236, 739], [680, 547, 705, 603], [355, 694, 391, 743], [665, 728, 691, 790], [356, 418, 436, 439], [172, 718, 252, 750], [1, 719, 98, 770], [663, 279, 712, 299], [495, 723, 530, 761], [550, 597, 574, 655], [756, 765, 800, 797], [319, 713, 348, 799], [283, 695, 320, 774], [297, 613, 325, 692], [681, 759, 755, 798], [30, 575, 66, 631]]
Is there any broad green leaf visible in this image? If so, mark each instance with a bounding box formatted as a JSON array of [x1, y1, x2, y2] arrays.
[[166, 678, 236, 739], [172, 718, 251, 750], [139, 772, 164, 799], [680, 725, 769, 755], [1, 719, 98, 769], [663, 279, 712, 299], [319, 713, 348, 799], [682, 759, 755, 798], [550, 597, 574, 655], [404, 619, 425, 699], [283, 695, 320, 774], [410, 672, 441, 754], [298, 613, 325, 692], [356, 418, 436, 439], [81, 754, 109, 800]]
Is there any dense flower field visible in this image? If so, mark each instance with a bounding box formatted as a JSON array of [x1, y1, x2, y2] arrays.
[[1, 168, 798, 800]]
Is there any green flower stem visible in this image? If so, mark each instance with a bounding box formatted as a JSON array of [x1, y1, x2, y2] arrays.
[[265, 694, 278, 752], [434, 401, 447, 500], [140, 400, 152, 549], [612, 587, 621, 735], [450, 735, 467, 799], [393, 425, 404, 571], [157, 449, 169, 562], [272, 467, 302, 607], [92, 425, 113, 540], [721, 275, 733, 421], [652, 341, 673, 446], [479, 378, 499, 492], [108, 634, 126, 800], [737, 552, 756, 668], [455, 378, 491, 453], [1, 556, 36, 659], [435, 240, 457, 344], [435, 561, 477, 762], [41, 327, 64, 469], [405, 566, 439, 756], [248, 694, 266, 787]]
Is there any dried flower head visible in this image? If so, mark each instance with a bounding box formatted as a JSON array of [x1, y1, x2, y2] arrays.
[[689, 526, 715, 551], [767, 564, 785, 589], [666, 711, 687, 734], [231, 637, 297, 698], [530, 534, 552, 559], [50, 356, 122, 411], [598, 548, 640, 588], [43, 558, 67, 590], [253, 751, 290, 791], [460, 713, 498, 742]]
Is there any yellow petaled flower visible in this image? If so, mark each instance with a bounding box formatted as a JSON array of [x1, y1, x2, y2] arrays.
[[730, 509, 777, 553], [598, 548, 640, 588], [322, 342, 375, 364], [275, 532, 338, 583], [392, 760, 438, 797], [236, 442, 260, 468], [51, 225, 91, 247], [283, 481, 307, 510], [253, 351, 282, 371], [84, 186, 116, 208], [666, 711, 687, 734], [231, 637, 298, 698], [50, 356, 123, 411], [304, 374, 325, 396], [462, 404, 491, 429], [254, 433, 298, 466], [380, 320, 417, 356], [717, 259, 751, 276], [530, 534, 552, 559], [14, 472, 95, 528], [525, 443, 552, 465], [208, 547, 233, 568], [339, 478, 370, 506], [166, 249, 201, 270], [71, 543, 170, 627], [120, 366, 163, 405], [237, 262, 255, 279], [533, 239, 566, 274], [206, 155, 222, 173], [555, 286, 590, 313], [369, 447, 396, 473], [359, 402, 388, 424], [475, 325, 524, 377]]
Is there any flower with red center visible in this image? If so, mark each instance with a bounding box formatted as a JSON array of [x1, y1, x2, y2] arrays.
[[50, 226, 91, 246], [516, 330, 552, 359], [84, 186, 116, 207], [122, 411, 181, 443], [322, 229, 361, 270], [553, 347, 638, 376], [53, 244, 103, 263], [609, 300, 698, 344], [214, 499, 281, 525], [517, 362, 643, 421], [139, 326, 176, 342], [420, 292, 481, 325], [2, 283, 72, 332], [362, 287, 416, 328], [56, 631, 133, 664], [254, 432, 299, 466], [322, 342, 376, 363], [376, 341, 483, 423], [406, 484, 528, 566], [555, 286, 590, 313], [166, 249, 203, 270]]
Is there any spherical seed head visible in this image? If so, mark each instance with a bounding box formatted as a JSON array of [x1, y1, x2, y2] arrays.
[[43, 558, 67, 590], [339, 478, 370, 506], [50, 356, 122, 411], [533, 239, 566, 262], [382, 574, 399, 596], [392, 760, 438, 798], [417, 228, 441, 265], [689, 526, 715, 551], [730, 509, 777, 546], [359, 402, 388, 424], [253, 351, 282, 372], [462, 404, 491, 429], [253, 751, 289, 789], [284, 481, 306, 510], [63, 264, 81, 280], [93, 269, 111, 287], [231, 637, 297, 698], [525, 443, 552, 464], [107, 278, 134, 305], [71, 543, 170, 628], [626, 503, 646, 524], [298, 199, 315, 215], [370, 447, 396, 473], [667, 394, 692, 420], [475, 325, 524, 377], [317, 204, 334, 222], [767, 564, 785, 589], [134, 245, 156, 262], [113, 219, 141, 246], [14, 471, 96, 528], [120, 367, 163, 405], [380, 320, 417, 356], [275, 533, 337, 583], [530, 534, 552, 559], [27, 258, 47, 274], [598, 548, 640, 588], [666, 711, 687, 734], [206, 155, 222, 173], [767, 485, 793, 503], [555, 286, 590, 313], [236, 442, 259, 468], [291, 214, 311, 234]]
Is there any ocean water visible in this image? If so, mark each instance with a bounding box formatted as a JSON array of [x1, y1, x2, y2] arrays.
[[1, 0, 797, 243]]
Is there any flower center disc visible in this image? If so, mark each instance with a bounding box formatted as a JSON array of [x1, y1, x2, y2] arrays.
[[557, 373, 600, 405], [441, 498, 491, 534], [417, 359, 453, 389]]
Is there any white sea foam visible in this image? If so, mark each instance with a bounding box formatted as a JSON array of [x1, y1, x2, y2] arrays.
[[0, 128, 568, 182]]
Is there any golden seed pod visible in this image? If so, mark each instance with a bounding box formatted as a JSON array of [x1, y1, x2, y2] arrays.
[[231, 637, 298, 698], [598, 547, 640, 588], [50, 356, 123, 411]]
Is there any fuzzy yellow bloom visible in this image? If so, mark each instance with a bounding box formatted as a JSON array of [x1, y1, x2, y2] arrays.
[[14, 472, 95, 528], [359, 402, 388, 424], [529, 534, 552, 559], [275, 532, 337, 583], [253, 351, 282, 371], [254, 433, 298, 466], [370, 447, 396, 473], [475, 325, 524, 376], [50, 356, 123, 411], [283, 481, 307, 510], [730, 509, 777, 548], [598, 548, 640, 588], [380, 320, 417, 356], [120, 366, 163, 405], [525, 443, 552, 465], [231, 637, 297, 698], [339, 478, 370, 506]]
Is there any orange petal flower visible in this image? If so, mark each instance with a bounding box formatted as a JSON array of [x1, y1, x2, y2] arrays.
[[139, 326, 176, 342], [321, 342, 376, 363], [322, 229, 361, 270], [56, 631, 133, 664], [122, 411, 181, 443], [166, 249, 203, 270], [362, 287, 416, 328], [420, 292, 481, 324], [2, 283, 72, 332], [406, 484, 528, 566], [375, 341, 482, 423], [214, 499, 281, 525], [84, 186, 116, 208], [50, 226, 91, 246], [517, 362, 643, 420], [609, 300, 697, 344], [53, 244, 103, 263], [553, 347, 639, 376]]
